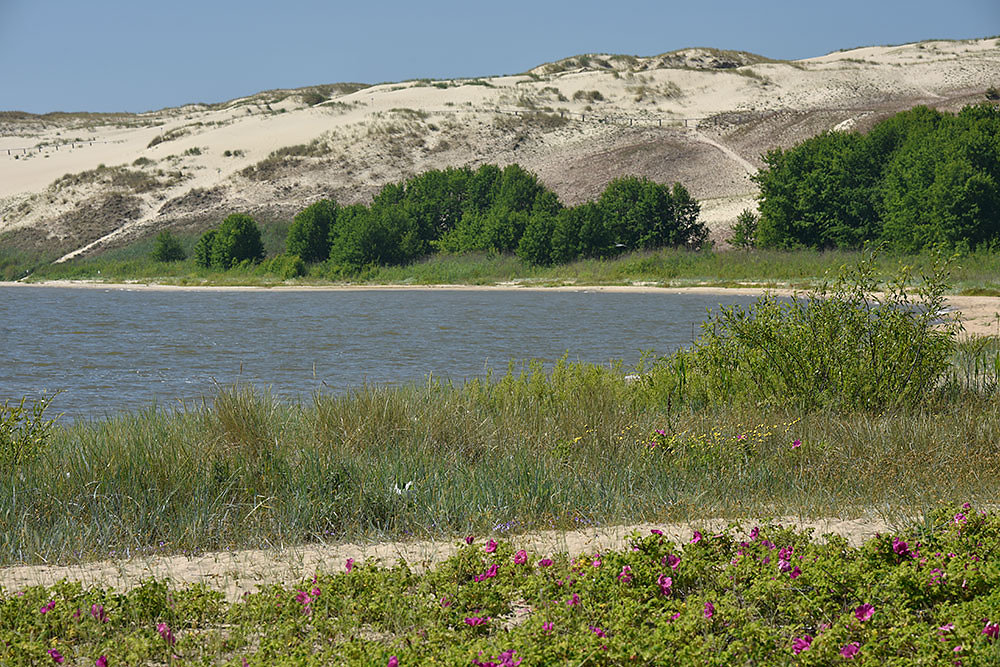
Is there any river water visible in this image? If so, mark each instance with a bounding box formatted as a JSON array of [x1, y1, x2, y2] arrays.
[[1, 286, 760, 420]]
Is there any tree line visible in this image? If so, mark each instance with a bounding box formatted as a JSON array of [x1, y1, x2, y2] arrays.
[[754, 104, 1000, 252]]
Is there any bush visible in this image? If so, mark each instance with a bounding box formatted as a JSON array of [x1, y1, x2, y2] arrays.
[[686, 250, 957, 410], [1, 393, 60, 465], [194, 229, 217, 268], [150, 230, 186, 262], [286, 199, 337, 263], [210, 214, 265, 269], [727, 209, 758, 249]]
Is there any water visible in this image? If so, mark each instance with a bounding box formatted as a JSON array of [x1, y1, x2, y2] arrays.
[[1, 286, 760, 420]]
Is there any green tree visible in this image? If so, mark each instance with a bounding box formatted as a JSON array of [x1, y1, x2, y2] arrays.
[[150, 230, 186, 262], [211, 213, 265, 269], [286, 199, 337, 263], [727, 209, 758, 249], [194, 229, 217, 268]]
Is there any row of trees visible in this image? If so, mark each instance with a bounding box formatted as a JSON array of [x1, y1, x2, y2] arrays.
[[754, 104, 1000, 251], [286, 164, 707, 270], [194, 213, 265, 269]]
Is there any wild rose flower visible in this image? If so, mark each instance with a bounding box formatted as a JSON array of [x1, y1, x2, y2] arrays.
[[440, 596, 452, 608], [657, 574, 672, 596], [40, 599, 56, 614], [95, 657, 108, 667], [157, 622, 176, 646], [295, 590, 312, 605], [592, 553, 602, 567], [465, 535, 475, 545], [474, 564, 499, 582], [590, 625, 606, 638], [484, 539, 498, 553], [91, 604, 108, 623], [48, 649, 64, 664], [778, 558, 792, 573], [791, 439, 802, 448], [690, 531, 703, 544], [311, 587, 321, 597], [387, 657, 398, 667], [650, 529, 663, 536], [538, 558, 553, 567], [940, 623, 954, 632], [464, 616, 488, 626], [840, 643, 860, 659], [618, 565, 633, 584], [855, 604, 874, 622], [542, 621, 554, 633], [513, 549, 527, 564], [792, 635, 813, 654], [566, 593, 580, 606], [749, 526, 760, 541], [345, 558, 354, 572], [703, 601, 715, 618], [983, 621, 1000, 640], [789, 566, 802, 579], [664, 553, 681, 570], [892, 538, 911, 557], [954, 513, 967, 524]]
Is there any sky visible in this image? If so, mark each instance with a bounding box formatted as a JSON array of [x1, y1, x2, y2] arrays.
[[1, 0, 998, 114]]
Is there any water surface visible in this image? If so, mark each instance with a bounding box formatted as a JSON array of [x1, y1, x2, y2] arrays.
[[1, 286, 759, 420]]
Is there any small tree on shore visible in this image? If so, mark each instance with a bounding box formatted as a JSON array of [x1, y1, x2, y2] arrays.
[[150, 230, 186, 262], [728, 209, 759, 249]]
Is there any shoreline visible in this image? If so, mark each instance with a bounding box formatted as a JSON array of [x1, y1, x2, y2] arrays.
[[5, 279, 1000, 335]]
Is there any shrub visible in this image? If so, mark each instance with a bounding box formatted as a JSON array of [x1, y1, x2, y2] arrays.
[[211, 214, 265, 269], [1, 393, 60, 465], [286, 199, 337, 263], [150, 230, 186, 262], [727, 209, 758, 249], [194, 229, 217, 269], [687, 250, 957, 410]]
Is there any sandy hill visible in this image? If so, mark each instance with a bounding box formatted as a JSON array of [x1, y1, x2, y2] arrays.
[[1, 37, 998, 260]]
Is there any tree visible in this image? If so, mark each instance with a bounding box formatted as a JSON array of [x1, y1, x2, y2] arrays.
[[210, 213, 265, 269], [287, 199, 337, 263], [194, 230, 217, 268], [728, 209, 758, 250], [150, 230, 186, 262]]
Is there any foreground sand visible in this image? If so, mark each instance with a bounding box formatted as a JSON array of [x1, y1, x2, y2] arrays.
[[5, 280, 1000, 336], [0, 516, 896, 602]]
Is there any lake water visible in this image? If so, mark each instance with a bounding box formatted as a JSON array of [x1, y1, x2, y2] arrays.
[[1, 286, 760, 420]]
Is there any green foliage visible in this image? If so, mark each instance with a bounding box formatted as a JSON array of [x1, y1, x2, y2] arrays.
[[0, 393, 60, 466], [728, 208, 758, 249], [756, 104, 1000, 251], [286, 199, 337, 263], [687, 250, 957, 410], [598, 176, 707, 252], [194, 214, 265, 270], [149, 230, 186, 262], [257, 253, 306, 279]]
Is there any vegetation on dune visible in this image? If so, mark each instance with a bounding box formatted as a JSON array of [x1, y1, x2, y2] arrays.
[[754, 104, 1000, 252], [4, 507, 1000, 665]]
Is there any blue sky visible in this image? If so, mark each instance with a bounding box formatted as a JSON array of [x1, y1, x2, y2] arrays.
[[2, 0, 997, 113]]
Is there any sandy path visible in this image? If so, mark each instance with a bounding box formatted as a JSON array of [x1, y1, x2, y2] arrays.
[[0, 516, 895, 602]]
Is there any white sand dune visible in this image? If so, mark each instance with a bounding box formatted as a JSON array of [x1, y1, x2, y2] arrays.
[[1, 38, 997, 259]]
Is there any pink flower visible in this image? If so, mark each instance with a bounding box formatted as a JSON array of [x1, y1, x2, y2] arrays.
[[840, 642, 860, 659], [940, 623, 955, 632], [650, 529, 663, 535], [484, 539, 498, 553], [983, 621, 1000, 640], [474, 564, 499, 582], [789, 566, 802, 579], [464, 616, 488, 626], [892, 538, 911, 557], [48, 649, 64, 664], [295, 590, 312, 605], [854, 603, 874, 622], [566, 593, 580, 606], [792, 635, 813, 654], [91, 603, 108, 623], [538, 558, 553, 567], [749, 526, 760, 541], [311, 587, 321, 597], [791, 439, 801, 448], [465, 535, 475, 545], [440, 596, 452, 607], [954, 513, 967, 524], [618, 565, 633, 584], [387, 657, 398, 667], [345, 558, 354, 572], [95, 657, 108, 667], [591, 553, 602, 567], [657, 574, 672, 596], [542, 621, 554, 633], [703, 601, 714, 618], [157, 622, 176, 646], [590, 625, 606, 638], [513, 549, 527, 564], [40, 599, 56, 614], [690, 531, 703, 544]]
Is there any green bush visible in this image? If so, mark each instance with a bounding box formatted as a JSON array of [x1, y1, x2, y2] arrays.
[[150, 230, 186, 262], [193, 229, 217, 268], [0, 393, 60, 466], [193, 214, 265, 270], [286, 199, 337, 263], [685, 251, 957, 410]]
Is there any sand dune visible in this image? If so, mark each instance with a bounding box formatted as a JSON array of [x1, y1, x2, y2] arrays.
[[1, 38, 997, 260]]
